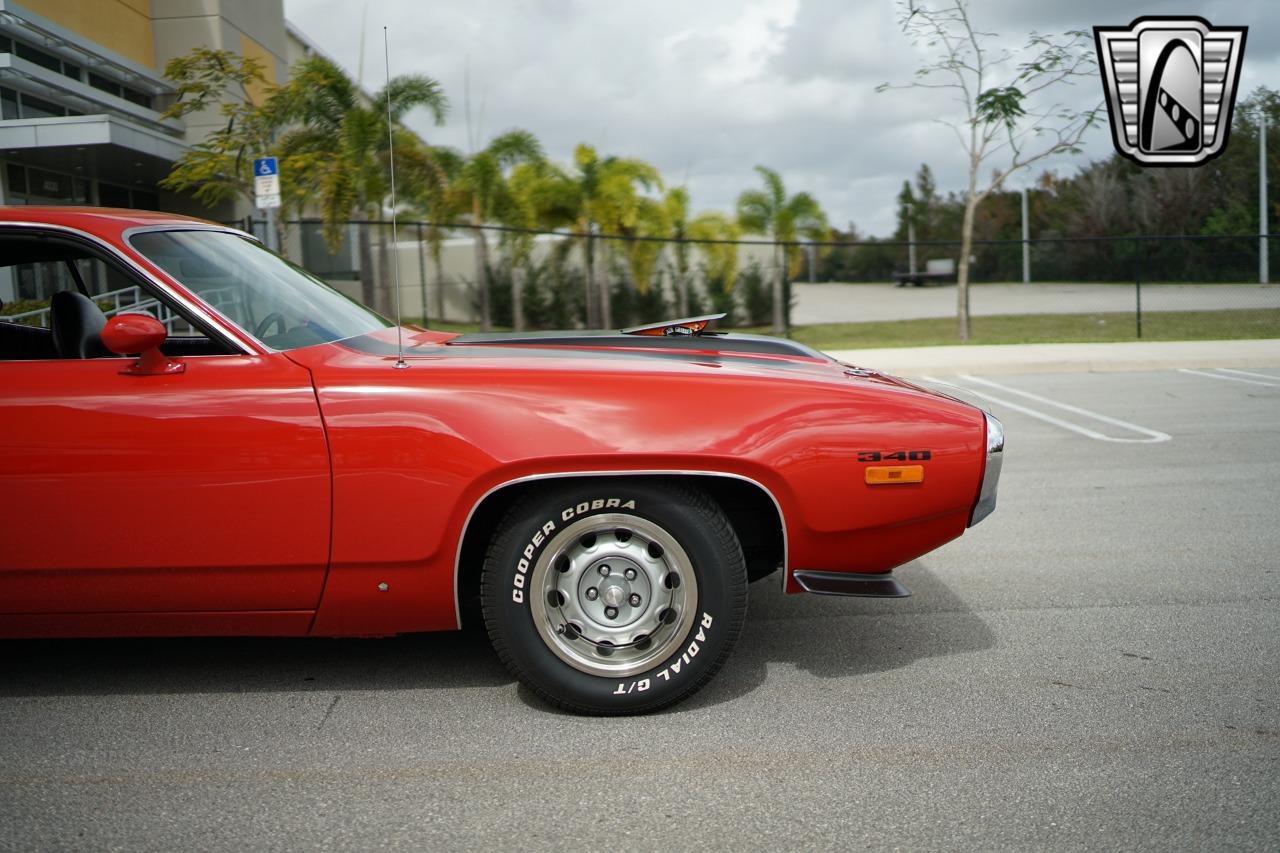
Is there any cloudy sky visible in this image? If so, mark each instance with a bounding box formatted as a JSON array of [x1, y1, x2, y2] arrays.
[[282, 0, 1279, 236]]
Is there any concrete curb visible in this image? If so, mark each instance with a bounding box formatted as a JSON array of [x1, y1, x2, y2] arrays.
[[823, 339, 1280, 376]]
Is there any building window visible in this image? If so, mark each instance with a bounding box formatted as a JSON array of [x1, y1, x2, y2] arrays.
[[98, 183, 131, 208], [84, 72, 152, 109], [0, 86, 78, 120], [97, 183, 159, 210], [0, 86, 76, 120], [7, 163, 27, 194], [121, 87, 151, 108], [14, 41, 62, 74], [29, 168, 70, 200], [18, 93, 65, 119], [87, 72, 121, 98], [4, 165, 90, 205], [8, 37, 87, 84], [1, 39, 153, 111]]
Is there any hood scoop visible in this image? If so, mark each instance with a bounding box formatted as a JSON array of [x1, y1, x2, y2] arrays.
[[620, 313, 726, 337]]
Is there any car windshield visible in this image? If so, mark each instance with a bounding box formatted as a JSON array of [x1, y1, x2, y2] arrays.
[[128, 229, 392, 350]]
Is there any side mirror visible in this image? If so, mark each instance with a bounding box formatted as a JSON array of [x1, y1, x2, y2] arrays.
[[101, 314, 185, 376]]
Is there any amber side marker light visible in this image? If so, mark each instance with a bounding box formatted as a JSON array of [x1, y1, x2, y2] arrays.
[[865, 465, 925, 485]]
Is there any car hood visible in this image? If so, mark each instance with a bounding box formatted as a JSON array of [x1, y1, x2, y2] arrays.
[[287, 325, 928, 394]]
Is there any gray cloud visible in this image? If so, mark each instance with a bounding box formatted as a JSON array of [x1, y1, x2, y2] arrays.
[[284, 0, 1277, 236]]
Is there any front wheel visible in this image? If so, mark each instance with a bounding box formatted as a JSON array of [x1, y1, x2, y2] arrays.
[[480, 479, 747, 714]]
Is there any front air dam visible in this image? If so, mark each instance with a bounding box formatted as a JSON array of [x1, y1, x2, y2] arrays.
[[791, 570, 912, 598]]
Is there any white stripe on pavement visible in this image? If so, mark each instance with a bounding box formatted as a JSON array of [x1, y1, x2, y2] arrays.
[[1214, 367, 1280, 383], [957, 375, 1172, 443], [921, 375, 1171, 443], [1177, 368, 1280, 388]]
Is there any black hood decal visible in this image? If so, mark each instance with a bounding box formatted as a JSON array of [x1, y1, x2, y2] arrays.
[[447, 330, 828, 359]]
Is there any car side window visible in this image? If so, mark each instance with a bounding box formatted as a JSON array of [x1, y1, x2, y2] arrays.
[[0, 232, 233, 361]]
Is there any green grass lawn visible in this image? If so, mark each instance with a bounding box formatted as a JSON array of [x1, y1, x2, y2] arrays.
[[408, 309, 1280, 350]]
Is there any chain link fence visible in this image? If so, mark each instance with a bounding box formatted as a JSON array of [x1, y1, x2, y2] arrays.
[[240, 217, 789, 330], [235, 218, 1280, 341], [810, 233, 1280, 340]]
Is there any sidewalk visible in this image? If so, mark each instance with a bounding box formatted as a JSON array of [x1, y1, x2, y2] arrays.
[[793, 282, 1280, 324], [823, 339, 1280, 376]]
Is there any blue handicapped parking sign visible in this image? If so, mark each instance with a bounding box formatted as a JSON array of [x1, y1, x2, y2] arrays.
[[253, 157, 278, 177]]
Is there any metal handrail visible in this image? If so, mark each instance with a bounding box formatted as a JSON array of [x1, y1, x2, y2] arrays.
[[0, 283, 239, 334]]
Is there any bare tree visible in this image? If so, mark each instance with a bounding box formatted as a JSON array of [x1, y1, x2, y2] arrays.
[[880, 0, 1102, 339], [1133, 169, 1209, 236], [1070, 162, 1130, 238]]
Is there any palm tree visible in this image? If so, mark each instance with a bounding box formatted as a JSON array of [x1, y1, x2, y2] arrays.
[[451, 130, 543, 331], [401, 143, 464, 324], [519, 145, 661, 328], [625, 197, 671, 297], [688, 211, 741, 302], [585, 149, 662, 327], [505, 160, 558, 330], [736, 166, 829, 334], [273, 55, 447, 314], [663, 188, 695, 315]]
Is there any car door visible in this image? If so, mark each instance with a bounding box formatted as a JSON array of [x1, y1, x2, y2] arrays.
[[0, 229, 331, 618]]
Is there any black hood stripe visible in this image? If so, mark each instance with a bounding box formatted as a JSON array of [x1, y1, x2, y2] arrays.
[[446, 330, 828, 359]]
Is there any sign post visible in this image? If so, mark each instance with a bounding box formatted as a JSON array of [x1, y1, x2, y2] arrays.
[[253, 156, 281, 254]]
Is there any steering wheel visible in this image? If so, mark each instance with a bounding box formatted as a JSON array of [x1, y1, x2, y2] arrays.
[[253, 312, 287, 339]]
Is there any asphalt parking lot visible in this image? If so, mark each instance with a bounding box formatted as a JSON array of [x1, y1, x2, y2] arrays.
[[2, 367, 1278, 851]]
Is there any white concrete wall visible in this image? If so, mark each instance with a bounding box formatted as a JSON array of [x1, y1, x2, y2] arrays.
[[324, 233, 779, 326]]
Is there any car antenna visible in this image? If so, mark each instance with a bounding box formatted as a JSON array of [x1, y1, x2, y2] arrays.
[[384, 26, 408, 369]]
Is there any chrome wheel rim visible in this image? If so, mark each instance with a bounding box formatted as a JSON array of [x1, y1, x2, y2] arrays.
[[529, 513, 699, 678]]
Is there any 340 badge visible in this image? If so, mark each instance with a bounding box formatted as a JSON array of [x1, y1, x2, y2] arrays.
[[857, 450, 933, 462]]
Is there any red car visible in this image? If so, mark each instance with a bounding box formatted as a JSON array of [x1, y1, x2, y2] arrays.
[[0, 208, 1002, 713]]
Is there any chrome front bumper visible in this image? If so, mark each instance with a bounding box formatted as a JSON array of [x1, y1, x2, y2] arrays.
[[969, 411, 1004, 526]]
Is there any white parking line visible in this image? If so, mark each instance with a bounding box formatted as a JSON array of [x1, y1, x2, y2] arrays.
[[921, 374, 1172, 444], [1177, 368, 1280, 388], [1214, 367, 1280, 383]]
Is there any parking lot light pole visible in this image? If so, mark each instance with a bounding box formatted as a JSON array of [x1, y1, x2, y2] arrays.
[[1134, 235, 1143, 339], [906, 203, 917, 276], [1261, 110, 1269, 285], [1021, 186, 1030, 284]]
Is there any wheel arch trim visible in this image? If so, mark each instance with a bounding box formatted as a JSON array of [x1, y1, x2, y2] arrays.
[[452, 469, 790, 628]]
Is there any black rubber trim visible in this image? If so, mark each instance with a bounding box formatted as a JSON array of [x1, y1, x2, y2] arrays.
[[792, 570, 912, 598]]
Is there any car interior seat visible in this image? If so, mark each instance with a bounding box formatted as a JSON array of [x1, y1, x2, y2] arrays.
[[50, 291, 109, 358]]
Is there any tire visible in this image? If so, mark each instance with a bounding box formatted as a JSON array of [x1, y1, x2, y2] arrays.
[[480, 479, 747, 715]]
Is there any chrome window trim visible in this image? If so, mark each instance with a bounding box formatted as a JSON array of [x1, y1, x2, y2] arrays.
[[0, 220, 260, 356], [452, 470, 791, 628]]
